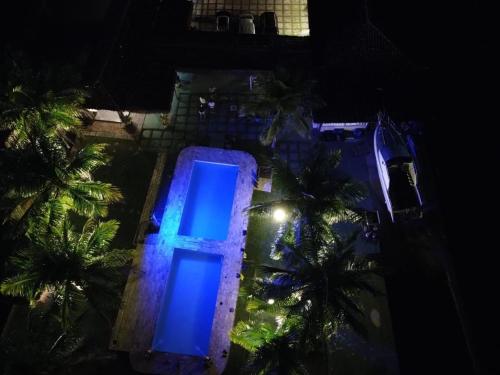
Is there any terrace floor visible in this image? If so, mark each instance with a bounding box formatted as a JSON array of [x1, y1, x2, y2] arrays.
[[138, 70, 313, 172], [191, 0, 310, 36]]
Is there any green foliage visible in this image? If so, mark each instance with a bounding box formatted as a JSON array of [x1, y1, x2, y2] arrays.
[[231, 319, 279, 353], [244, 333, 310, 375], [259, 229, 381, 338], [0, 215, 132, 330], [233, 222, 381, 374], [1, 137, 123, 225], [0, 85, 86, 149], [0, 59, 86, 149], [235, 142, 377, 372], [0, 63, 121, 232], [247, 68, 324, 146], [0, 59, 129, 374], [249, 148, 366, 230]]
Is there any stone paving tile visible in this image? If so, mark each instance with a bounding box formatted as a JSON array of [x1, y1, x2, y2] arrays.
[[82, 121, 137, 141], [191, 0, 309, 36], [151, 66, 316, 160]]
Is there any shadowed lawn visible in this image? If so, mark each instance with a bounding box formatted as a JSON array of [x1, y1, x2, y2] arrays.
[[82, 138, 158, 249], [223, 189, 283, 374]]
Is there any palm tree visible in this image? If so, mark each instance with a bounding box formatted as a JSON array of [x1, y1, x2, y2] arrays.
[[249, 148, 365, 232], [255, 228, 381, 373], [247, 68, 324, 146], [0, 65, 86, 149], [231, 317, 282, 353], [230, 290, 294, 351], [1, 137, 122, 225], [0, 212, 131, 330], [243, 331, 310, 375], [230, 298, 310, 375]]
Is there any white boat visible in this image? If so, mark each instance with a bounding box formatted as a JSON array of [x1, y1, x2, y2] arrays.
[[374, 113, 423, 222]]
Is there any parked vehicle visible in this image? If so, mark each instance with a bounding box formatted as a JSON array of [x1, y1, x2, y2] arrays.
[[239, 14, 255, 34], [374, 112, 423, 222], [260, 12, 279, 34], [216, 11, 231, 32]]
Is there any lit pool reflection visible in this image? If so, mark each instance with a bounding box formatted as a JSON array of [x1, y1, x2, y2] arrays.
[[152, 249, 223, 356], [178, 161, 239, 240]]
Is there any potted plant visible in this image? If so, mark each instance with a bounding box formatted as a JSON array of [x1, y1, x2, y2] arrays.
[[120, 111, 136, 134]]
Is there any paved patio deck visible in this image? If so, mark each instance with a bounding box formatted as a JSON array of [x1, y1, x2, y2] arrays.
[[139, 90, 313, 172], [191, 0, 310, 36]]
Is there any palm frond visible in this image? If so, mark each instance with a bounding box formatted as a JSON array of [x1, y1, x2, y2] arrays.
[[68, 143, 110, 176], [289, 110, 311, 139], [65, 181, 122, 217], [260, 111, 283, 146], [0, 273, 40, 299], [244, 332, 310, 375], [230, 320, 279, 353], [93, 248, 132, 268], [83, 219, 120, 254], [269, 156, 301, 196]]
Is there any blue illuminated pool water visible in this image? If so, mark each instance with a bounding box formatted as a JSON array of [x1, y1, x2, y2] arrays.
[[152, 249, 223, 356], [178, 161, 239, 240]]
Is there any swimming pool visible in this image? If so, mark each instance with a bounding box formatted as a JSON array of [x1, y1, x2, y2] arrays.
[[111, 147, 257, 373], [178, 161, 239, 240], [152, 248, 223, 356]]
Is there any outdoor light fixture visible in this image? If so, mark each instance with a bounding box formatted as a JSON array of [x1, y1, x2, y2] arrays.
[[267, 299, 275, 305], [273, 208, 287, 222]]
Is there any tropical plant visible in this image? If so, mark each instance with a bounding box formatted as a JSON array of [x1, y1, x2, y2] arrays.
[[0, 63, 86, 149], [231, 295, 311, 374], [231, 317, 281, 353], [249, 148, 366, 232], [0, 85, 85, 149], [0, 212, 132, 330], [247, 68, 324, 146], [1, 137, 122, 225], [231, 291, 292, 350], [253, 227, 381, 373], [243, 330, 310, 375]]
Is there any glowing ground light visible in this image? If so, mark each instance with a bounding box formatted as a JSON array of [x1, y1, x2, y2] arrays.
[[267, 299, 275, 305], [272, 208, 287, 222]]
